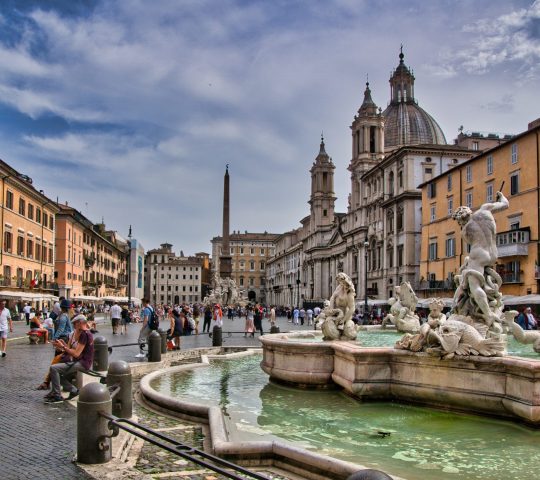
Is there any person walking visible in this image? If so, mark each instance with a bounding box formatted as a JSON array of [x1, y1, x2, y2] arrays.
[[110, 301, 122, 335], [203, 306, 212, 333], [23, 302, 32, 326], [306, 308, 314, 326], [270, 305, 276, 327], [299, 308, 306, 326], [136, 298, 153, 358], [293, 307, 300, 326], [244, 306, 255, 337], [253, 304, 264, 336], [0, 300, 13, 357]]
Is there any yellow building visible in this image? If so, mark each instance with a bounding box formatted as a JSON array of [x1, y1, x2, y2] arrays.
[[0, 159, 60, 299], [419, 119, 540, 297]]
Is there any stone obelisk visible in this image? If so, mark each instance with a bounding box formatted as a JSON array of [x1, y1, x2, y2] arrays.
[[219, 165, 232, 279]]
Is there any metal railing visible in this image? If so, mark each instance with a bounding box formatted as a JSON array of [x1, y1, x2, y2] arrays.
[[99, 412, 269, 480]]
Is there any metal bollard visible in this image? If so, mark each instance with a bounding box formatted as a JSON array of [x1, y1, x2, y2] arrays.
[[158, 328, 167, 354], [270, 325, 280, 334], [77, 383, 112, 464], [147, 330, 162, 362], [107, 360, 132, 418], [346, 470, 393, 480], [212, 325, 222, 347], [93, 336, 109, 371]]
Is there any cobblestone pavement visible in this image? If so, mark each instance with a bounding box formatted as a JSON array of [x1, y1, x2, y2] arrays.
[[2, 314, 310, 479], [0, 328, 93, 480]]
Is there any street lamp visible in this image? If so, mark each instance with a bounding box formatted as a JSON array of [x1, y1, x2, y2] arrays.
[[296, 270, 301, 309], [364, 236, 369, 317], [127, 225, 132, 308]]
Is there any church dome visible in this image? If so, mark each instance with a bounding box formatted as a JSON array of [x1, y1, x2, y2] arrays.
[[382, 49, 447, 149]]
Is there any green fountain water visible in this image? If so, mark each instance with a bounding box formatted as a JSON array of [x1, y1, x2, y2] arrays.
[[151, 347, 540, 480]]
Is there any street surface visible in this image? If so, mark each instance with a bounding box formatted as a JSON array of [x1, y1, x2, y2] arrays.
[[0, 313, 312, 479]]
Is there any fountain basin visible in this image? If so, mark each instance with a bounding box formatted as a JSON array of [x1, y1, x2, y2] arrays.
[[260, 332, 540, 426]]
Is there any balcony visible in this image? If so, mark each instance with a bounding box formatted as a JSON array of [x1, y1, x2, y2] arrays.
[[501, 271, 523, 284], [496, 228, 530, 258], [416, 280, 454, 291]]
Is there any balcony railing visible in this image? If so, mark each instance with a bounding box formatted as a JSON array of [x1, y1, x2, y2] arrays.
[[501, 271, 523, 284], [416, 279, 454, 291], [496, 228, 530, 257]]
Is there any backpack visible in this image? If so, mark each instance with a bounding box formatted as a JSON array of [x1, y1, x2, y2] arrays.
[[147, 307, 159, 330]]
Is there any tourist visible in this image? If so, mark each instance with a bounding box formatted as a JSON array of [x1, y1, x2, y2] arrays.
[[110, 301, 122, 335], [213, 304, 223, 328], [42, 313, 55, 339], [244, 306, 255, 337], [517, 307, 537, 330], [170, 308, 182, 349], [29, 311, 50, 343], [306, 308, 313, 326], [120, 305, 130, 335], [44, 314, 95, 404], [136, 298, 153, 358], [23, 302, 31, 326], [203, 306, 212, 333], [254, 304, 264, 336], [0, 300, 13, 358], [52, 299, 73, 343], [299, 308, 306, 325], [192, 305, 201, 334], [293, 307, 299, 325], [270, 305, 276, 326]]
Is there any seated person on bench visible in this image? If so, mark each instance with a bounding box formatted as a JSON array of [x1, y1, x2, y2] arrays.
[[29, 311, 50, 343], [43, 314, 95, 404]]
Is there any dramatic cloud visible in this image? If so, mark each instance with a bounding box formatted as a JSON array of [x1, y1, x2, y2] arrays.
[[0, 0, 537, 256]]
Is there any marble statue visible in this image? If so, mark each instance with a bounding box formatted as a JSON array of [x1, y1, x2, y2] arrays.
[[317, 272, 358, 341], [503, 310, 540, 353], [203, 272, 246, 307], [382, 282, 420, 333], [396, 191, 510, 358]]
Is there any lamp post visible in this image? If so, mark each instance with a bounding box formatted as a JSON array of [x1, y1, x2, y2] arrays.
[[364, 237, 369, 317], [127, 225, 132, 308], [296, 270, 301, 309]]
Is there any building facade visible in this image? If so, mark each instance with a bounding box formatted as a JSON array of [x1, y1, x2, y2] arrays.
[[145, 243, 209, 304], [419, 119, 540, 297], [266, 50, 479, 307], [55, 204, 128, 299], [211, 232, 279, 303], [0, 160, 59, 294]]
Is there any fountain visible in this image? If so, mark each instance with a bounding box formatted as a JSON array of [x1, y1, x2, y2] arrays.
[[261, 191, 540, 426], [139, 190, 540, 480]]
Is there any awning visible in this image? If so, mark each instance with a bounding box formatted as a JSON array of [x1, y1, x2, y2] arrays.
[[0, 290, 58, 302], [102, 296, 141, 305], [502, 294, 540, 306]]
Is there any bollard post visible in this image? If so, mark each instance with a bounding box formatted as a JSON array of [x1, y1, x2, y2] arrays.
[[93, 336, 109, 371], [107, 360, 132, 418], [77, 383, 112, 464], [158, 328, 167, 354], [346, 470, 393, 480], [270, 325, 280, 334], [147, 330, 162, 362], [212, 325, 222, 347]]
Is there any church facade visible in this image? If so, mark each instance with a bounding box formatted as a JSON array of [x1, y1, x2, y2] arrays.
[[265, 50, 477, 307]]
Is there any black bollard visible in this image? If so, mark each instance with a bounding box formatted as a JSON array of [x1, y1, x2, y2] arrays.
[[107, 360, 132, 418], [347, 470, 393, 480], [147, 330, 162, 362], [93, 336, 109, 371], [212, 325, 222, 347], [158, 328, 167, 354], [77, 383, 112, 464], [270, 325, 280, 334]]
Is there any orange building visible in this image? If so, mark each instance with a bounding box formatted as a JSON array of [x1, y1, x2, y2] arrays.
[[0, 160, 59, 297], [419, 119, 540, 298], [55, 204, 128, 299]]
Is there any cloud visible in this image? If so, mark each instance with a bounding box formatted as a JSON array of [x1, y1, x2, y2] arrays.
[[440, 0, 540, 77]]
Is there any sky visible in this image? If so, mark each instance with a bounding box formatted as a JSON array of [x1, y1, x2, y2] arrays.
[[0, 0, 539, 255]]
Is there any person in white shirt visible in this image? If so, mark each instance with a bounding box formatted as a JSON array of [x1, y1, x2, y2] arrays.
[[0, 300, 13, 357], [23, 302, 32, 326], [110, 302, 122, 335]]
